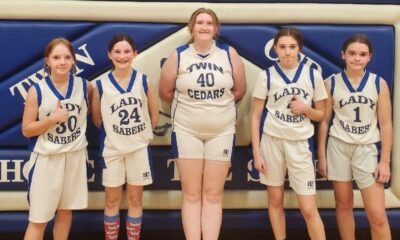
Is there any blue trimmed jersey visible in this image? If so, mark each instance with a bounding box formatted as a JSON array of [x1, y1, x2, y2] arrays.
[[29, 75, 88, 154], [329, 71, 380, 144], [97, 70, 152, 157], [171, 41, 235, 138], [253, 62, 327, 140]]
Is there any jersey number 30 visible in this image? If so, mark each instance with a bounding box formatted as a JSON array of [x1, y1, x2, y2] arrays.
[[56, 116, 78, 134]]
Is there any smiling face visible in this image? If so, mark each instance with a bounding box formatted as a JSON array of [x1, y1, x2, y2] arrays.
[[342, 42, 372, 72], [187, 8, 220, 44], [274, 35, 300, 69], [45, 43, 74, 77], [191, 13, 217, 42], [108, 40, 137, 70]]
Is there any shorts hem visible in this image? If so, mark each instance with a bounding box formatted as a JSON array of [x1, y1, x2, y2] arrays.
[[293, 190, 316, 196], [103, 182, 125, 188], [127, 180, 153, 186], [58, 205, 88, 210], [177, 155, 204, 160], [328, 176, 352, 182], [28, 216, 54, 224], [204, 157, 231, 162], [357, 181, 376, 190], [260, 180, 284, 187]]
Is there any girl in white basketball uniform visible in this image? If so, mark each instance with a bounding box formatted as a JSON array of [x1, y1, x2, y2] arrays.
[[251, 28, 327, 240], [160, 8, 246, 240], [317, 34, 392, 240], [92, 34, 158, 240], [22, 38, 92, 240]]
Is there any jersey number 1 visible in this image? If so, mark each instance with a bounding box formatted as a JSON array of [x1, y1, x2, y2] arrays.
[[353, 107, 361, 123]]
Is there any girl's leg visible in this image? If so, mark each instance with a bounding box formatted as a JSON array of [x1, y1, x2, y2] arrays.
[[297, 194, 326, 240], [24, 222, 47, 240], [126, 185, 144, 240], [104, 186, 123, 240], [177, 158, 204, 240], [201, 160, 230, 240], [268, 185, 286, 240], [361, 183, 391, 240], [332, 181, 355, 240]]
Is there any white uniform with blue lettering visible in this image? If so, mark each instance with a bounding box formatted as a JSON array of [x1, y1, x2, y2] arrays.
[[27, 75, 89, 223], [97, 70, 153, 187], [30, 75, 88, 154], [329, 71, 380, 144], [171, 41, 236, 161], [327, 71, 381, 189], [256, 62, 327, 140], [253, 62, 327, 195]]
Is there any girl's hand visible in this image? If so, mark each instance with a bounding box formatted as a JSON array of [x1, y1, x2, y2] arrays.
[[375, 161, 391, 184], [253, 154, 267, 174], [290, 94, 309, 115], [51, 101, 69, 123], [317, 157, 328, 178]]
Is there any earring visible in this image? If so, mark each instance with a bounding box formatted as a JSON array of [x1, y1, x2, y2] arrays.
[[44, 65, 51, 74], [71, 63, 77, 74]]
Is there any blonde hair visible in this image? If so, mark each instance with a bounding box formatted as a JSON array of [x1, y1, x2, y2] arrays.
[[187, 8, 220, 44]]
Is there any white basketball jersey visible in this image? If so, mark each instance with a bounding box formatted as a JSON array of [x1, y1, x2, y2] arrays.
[[30, 75, 88, 154], [253, 62, 327, 140], [97, 70, 152, 157], [329, 71, 380, 144], [171, 41, 236, 138]]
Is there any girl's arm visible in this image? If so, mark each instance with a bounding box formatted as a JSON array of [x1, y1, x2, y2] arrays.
[[22, 86, 68, 138], [86, 80, 94, 115], [290, 94, 325, 122], [291, 70, 326, 122], [376, 78, 392, 183], [91, 86, 102, 129], [229, 47, 246, 101], [317, 80, 333, 178], [251, 97, 267, 173], [147, 79, 159, 130], [159, 51, 178, 101]]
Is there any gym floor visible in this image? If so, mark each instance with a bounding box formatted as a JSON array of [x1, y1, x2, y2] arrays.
[[2, 229, 400, 240]]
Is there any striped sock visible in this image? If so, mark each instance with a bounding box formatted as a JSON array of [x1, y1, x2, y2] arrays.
[[126, 215, 142, 240], [104, 214, 120, 240]]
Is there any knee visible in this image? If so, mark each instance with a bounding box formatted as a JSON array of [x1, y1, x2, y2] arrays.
[[105, 194, 122, 209], [369, 212, 389, 229], [127, 194, 142, 209], [203, 188, 223, 204], [268, 196, 284, 210], [300, 205, 320, 221], [182, 187, 202, 203], [335, 199, 353, 213]]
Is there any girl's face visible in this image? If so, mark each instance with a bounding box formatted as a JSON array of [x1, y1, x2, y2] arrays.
[[108, 40, 137, 70], [45, 44, 74, 77], [192, 13, 217, 42], [342, 42, 371, 72], [274, 36, 300, 69]]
